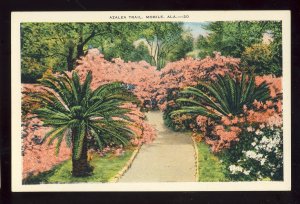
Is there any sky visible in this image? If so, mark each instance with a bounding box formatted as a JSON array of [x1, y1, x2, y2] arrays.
[[183, 22, 210, 38]]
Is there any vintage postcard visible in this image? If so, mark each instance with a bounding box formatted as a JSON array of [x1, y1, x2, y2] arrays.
[[11, 11, 291, 191]]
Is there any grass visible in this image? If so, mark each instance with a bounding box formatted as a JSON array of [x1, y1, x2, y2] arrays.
[[23, 147, 136, 184], [196, 142, 227, 182]]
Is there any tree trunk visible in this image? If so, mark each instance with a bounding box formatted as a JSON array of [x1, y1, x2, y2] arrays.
[[67, 45, 75, 71], [76, 44, 84, 60], [71, 131, 93, 177]]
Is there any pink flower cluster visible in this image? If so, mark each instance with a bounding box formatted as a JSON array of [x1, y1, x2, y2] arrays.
[[72, 49, 241, 111], [255, 75, 282, 98], [157, 52, 241, 110], [22, 84, 71, 179], [198, 114, 243, 152], [192, 74, 283, 152], [201, 98, 282, 153], [74, 49, 161, 108], [22, 113, 71, 179], [245, 100, 283, 128], [206, 124, 242, 152]]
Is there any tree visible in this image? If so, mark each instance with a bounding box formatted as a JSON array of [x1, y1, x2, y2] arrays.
[[88, 23, 142, 62], [196, 21, 271, 58], [21, 22, 196, 82], [195, 21, 282, 76], [264, 21, 282, 76], [21, 22, 140, 82], [240, 22, 282, 76], [139, 22, 185, 69], [130, 42, 153, 63], [195, 34, 211, 58], [168, 32, 194, 61], [31, 71, 138, 177]]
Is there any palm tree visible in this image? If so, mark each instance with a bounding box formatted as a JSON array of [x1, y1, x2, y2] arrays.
[[30, 71, 138, 177], [171, 73, 271, 120]]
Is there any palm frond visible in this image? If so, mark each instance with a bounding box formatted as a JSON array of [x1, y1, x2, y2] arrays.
[[31, 71, 139, 160], [170, 73, 271, 121]]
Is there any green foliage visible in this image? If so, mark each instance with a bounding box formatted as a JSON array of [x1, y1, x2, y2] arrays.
[[171, 74, 271, 120], [21, 22, 196, 82], [23, 149, 135, 184], [197, 142, 227, 182], [136, 22, 187, 69], [162, 89, 196, 131], [197, 21, 270, 58], [265, 22, 282, 75], [21, 22, 139, 82], [130, 42, 153, 62], [241, 21, 282, 76], [241, 43, 281, 76], [196, 21, 282, 76], [31, 71, 139, 160], [167, 32, 194, 61], [196, 35, 213, 58]]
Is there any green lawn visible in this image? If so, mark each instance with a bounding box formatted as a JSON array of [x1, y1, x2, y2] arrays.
[[23, 148, 135, 184], [196, 142, 227, 182]]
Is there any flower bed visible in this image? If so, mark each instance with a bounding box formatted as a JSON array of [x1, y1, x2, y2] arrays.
[[163, 57, 283, 181]]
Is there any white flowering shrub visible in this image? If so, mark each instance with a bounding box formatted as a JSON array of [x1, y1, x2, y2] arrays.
[[221, 127, 283, 181]]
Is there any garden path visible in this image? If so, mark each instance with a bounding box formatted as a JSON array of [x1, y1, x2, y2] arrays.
[[119, 111, 195, 182]]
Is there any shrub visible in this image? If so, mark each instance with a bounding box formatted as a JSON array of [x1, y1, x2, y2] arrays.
[[159, 52, 241, 131], [241, 43, 282, 77], [169, 73, 282, 154], [170, 73, 271, 121], [221, 127, 283, 181], [157, 52, 241, 111], [74, 49, 161, 109], [22, 113, 71, 179], [161, 88, 197, 131]]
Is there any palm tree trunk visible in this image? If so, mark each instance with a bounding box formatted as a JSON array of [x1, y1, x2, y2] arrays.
[[71, 131, 93, 177]]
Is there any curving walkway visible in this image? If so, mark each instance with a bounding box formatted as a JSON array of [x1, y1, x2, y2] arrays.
[[119, 111, 195, 182]]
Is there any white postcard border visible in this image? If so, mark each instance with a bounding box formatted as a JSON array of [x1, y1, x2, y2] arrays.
[[11, 10, 291, 192]]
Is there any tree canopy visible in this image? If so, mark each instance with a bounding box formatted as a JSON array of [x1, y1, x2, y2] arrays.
[[21, 22, 193, 82], [196, 21, 282, 76], [21, 21, 282, 83]]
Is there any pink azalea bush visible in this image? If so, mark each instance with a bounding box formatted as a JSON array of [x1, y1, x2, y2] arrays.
[[159, 52, 241, 131], [194, 75, 282, 152], [74, 49, 161, 109], [21, 51, 158, 179], [157, 52, 241, 110], [22, 84, 71, 179], [192, 75, 283, 180]]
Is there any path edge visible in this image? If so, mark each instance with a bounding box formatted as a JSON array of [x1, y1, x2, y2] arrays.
[[108, 145, 141, 183], [191, 136, 200, 182]]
